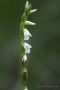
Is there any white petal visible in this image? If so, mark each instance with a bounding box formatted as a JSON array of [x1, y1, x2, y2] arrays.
[[25, 21, 36, 25], [24, 35, 29, 40], [24, 28, 32, 37], [25, 48, 30, 54], [23, 42, 32, 54], [23, 42, 32, 49]]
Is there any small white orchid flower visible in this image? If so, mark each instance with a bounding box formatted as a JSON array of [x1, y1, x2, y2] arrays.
[[23, 42, 32, 54], [24, 28, 32, 40], [22, 54, 27, 63], [25, 21, 36, 25]]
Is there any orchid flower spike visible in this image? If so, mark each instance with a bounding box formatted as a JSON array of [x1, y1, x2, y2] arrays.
[[20, 1, 37, 90]]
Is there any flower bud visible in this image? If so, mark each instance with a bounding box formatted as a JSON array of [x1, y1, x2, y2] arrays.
[[25, 21, 36, 25], [20, 68, 28, 81], [22, 54, 27, 63], [29, 9, 37, 14], [25, 1, 29, 11]]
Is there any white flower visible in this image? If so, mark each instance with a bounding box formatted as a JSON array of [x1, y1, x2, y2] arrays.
[[24, 28, 32, 40], [25, 21, 36, 25], [23, 42, 32, 54], [22, 54, 27, 63], [29, 9, 37, 14]]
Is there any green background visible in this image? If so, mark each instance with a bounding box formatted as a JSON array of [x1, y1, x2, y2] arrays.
[[0, 0, 60, 90]]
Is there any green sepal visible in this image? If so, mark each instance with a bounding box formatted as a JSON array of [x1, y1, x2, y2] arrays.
[[20, 22, 24, 31], [21, 13, 26, 24]]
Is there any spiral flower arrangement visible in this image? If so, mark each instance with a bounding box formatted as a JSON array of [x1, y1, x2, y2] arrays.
[[20, 1, 37, 90]]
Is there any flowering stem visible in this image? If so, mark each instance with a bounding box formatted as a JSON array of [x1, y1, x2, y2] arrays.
[[20, 1, 37, 90]]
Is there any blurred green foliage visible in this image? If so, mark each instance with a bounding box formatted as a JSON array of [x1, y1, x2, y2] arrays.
[[0, 0, 60, 90]]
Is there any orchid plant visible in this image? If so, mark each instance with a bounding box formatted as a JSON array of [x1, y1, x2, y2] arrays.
[[20, 1, 37, 90]]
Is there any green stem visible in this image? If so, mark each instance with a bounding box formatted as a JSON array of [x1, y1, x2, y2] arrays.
[[20, 10, 28, 90]]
